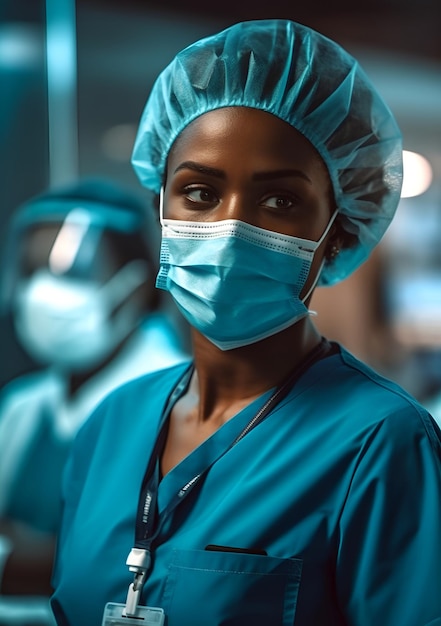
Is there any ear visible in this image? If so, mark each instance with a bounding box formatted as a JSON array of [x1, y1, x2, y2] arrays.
[[324, 225, 344, 262]]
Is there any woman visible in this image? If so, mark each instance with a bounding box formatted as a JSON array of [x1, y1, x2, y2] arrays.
[[51, 20, 441, 626]]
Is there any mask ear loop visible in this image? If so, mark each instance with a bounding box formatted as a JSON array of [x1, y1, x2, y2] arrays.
[[159, 186, 165, 226], [302, 209, 339, 311], [314, 208, 339, 249]]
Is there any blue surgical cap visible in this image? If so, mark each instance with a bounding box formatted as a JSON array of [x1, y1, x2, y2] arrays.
[[132, 19, 403, 285]]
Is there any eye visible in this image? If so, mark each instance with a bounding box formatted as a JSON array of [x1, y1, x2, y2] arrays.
[[260, 193, 298, 211], [184, 186, 219, 206]]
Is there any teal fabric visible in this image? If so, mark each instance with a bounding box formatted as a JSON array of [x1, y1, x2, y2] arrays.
[[131, 19, 403, 286], [51, 347, 441, 625], [4, 405, 69, 533]]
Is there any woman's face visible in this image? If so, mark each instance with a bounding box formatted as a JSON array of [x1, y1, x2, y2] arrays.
[[164, 107, 335, 301], [165, 107, 334, 242]]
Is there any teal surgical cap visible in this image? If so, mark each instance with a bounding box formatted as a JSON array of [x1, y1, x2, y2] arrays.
[[132, 19, 403, 285]]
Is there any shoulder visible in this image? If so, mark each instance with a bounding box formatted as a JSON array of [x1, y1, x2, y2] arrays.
[[317, 342, 428, 409], [302, 343, 441, 456]]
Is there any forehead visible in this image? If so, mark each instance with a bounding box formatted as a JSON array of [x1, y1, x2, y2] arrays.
[[168, 107, 329, 178]]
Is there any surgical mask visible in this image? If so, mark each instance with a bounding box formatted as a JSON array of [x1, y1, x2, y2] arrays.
[[157, 207, 337, 351], [13, 260, 149, 371]]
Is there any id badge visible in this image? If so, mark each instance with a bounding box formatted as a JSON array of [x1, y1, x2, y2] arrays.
[[101, 602, 165, 625]]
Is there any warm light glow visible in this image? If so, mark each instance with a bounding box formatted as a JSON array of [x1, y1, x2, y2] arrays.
[[401, 150, 433, 198]]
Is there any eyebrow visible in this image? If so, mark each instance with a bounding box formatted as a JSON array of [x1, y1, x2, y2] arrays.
[[252, 169, 312, 183], [174, 161, 225, 179], [174, 161, 311, 184]]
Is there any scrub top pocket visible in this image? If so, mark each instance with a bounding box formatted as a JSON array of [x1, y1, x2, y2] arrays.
[[162, 548, 302, 626]]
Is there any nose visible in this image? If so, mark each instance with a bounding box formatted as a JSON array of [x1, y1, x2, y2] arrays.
[[216, 192, 257, 226]]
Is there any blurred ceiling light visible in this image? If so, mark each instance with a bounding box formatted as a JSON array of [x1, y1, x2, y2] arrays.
[[401, 150, 433, 198], [101, 123, 137, 162]]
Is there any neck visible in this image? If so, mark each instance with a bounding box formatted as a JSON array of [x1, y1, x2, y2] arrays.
[[189, 318, 322, 422]]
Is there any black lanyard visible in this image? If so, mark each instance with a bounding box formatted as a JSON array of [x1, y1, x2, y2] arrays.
[[134, 363, 194, 550]]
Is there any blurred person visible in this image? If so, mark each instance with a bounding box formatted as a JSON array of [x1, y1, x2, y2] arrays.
[[0, 178, 188, 624], [51, 20, 441, 626]]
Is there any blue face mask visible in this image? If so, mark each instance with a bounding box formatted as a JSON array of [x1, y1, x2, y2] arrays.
[[157, 206, 336, 351]]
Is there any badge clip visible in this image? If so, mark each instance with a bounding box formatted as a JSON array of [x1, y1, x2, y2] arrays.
[[124, 547, 151, 617]]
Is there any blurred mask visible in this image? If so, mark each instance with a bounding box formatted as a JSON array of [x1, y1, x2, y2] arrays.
[[13, 260, 148, 371]]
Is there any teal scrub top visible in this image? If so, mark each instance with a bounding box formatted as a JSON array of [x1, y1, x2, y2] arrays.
[[51, 345, 441, 626]]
